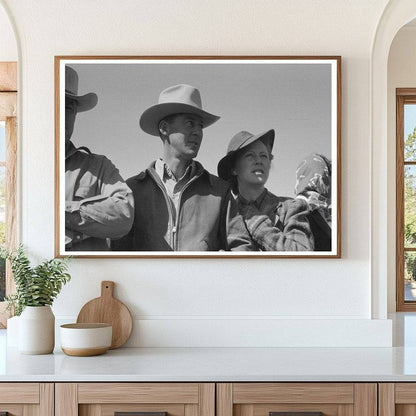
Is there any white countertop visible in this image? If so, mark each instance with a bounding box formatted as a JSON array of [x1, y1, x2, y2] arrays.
[[3, 313, 416, 382], [2, 328, 416, 382]]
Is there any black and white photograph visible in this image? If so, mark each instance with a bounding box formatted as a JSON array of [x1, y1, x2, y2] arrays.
[[55, 56, 341, 258]]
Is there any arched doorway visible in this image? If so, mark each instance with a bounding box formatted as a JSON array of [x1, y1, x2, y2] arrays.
[[371, 0, 416, 319]]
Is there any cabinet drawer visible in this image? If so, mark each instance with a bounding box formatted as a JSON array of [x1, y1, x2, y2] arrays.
[[0, 383, 53, 416], [217, 383, 376, 416], [379, 383, 416, 416], [56, 383, 215, 416]]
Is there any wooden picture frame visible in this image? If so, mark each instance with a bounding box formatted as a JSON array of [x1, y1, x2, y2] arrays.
[[55, 56, 341, 258]]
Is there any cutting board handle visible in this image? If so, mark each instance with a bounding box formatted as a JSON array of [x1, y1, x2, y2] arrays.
[[101, 281, 115, 298]]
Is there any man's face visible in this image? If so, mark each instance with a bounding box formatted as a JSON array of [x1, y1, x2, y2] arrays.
[[163, 114, 203, 161], [65, 98, 77, 143]]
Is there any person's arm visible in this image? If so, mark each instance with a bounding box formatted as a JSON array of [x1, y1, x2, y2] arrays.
[[65, 157, 134, 240], [244, 198, 314, 251]]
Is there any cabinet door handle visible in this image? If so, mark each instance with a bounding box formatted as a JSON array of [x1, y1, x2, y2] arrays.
[[115, 412, 168, 416], [270, 413, 324, 416]]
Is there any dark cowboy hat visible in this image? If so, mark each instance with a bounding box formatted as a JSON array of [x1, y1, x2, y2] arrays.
[[139, 84, 220, 136], [65, 66, 98, 112], [217, 129, 275, 180]]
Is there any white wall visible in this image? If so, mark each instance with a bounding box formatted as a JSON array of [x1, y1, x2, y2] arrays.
[[0, 0, 393, 347], [387, 24, 416, 312], [0, 3, 16, 61]]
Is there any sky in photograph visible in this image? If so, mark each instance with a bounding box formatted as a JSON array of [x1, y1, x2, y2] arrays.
[[66, 60, 334, 198], [405, 104, 416, 138]]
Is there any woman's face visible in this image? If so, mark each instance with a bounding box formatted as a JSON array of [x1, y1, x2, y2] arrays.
[[233, 140, 272, 189]]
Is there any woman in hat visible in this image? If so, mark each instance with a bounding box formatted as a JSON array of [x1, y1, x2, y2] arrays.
[[217, 130, 314, 251]]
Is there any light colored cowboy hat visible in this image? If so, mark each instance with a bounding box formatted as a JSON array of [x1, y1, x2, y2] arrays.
[[217, 129, 275, 180], [139, 84, 220, 136], [65, 66, 98, 112]]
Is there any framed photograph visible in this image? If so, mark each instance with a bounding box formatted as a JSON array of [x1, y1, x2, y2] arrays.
[[55, 56, 341, 258]]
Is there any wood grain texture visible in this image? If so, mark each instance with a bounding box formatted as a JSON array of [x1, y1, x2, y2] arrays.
[[239, 404, 253, 416], [395, 383, 416, 403], [199, 384, 215, 416], [217, 384, 233, 416], [39, 383, 54, 416], [76, 281, 133, 349], [397, 89, 416, 97], [0, 405, 23, 416], [337, 404, 353, 416], [79, 403, 101, 416], [397, 405, 416, 416], [353, 384, 377, 416], [55, 383, 78, 416], [0, 62, 17, 91], [233, 383, 354, 404], [100, 403, 185, 416], [22, 404, 39, 416], [251, 403, 339, 416], [0, 383, 39, 403], [185, 403, 198, 416], [78, 383, 199, 404], [397, 93, 406, 311], [379, 384, 395, 416]]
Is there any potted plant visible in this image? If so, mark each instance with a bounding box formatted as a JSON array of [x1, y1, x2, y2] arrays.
[[1, 245, 71, 354]]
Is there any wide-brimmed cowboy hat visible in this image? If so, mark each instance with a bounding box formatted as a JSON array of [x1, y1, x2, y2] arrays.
[[139, 84, 220, 136], [65, 66, 98, 112], [217, 129, 275, 180]]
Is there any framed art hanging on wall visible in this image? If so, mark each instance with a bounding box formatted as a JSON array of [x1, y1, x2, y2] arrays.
[[55, 56, 341, 258]]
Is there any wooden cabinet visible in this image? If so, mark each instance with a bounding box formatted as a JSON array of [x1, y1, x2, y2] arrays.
[[0, 383, 53, 416], [379, 383, 416, 416], [55, 383, 215, 416], [217, 383, 377, 416], [0, 381, 383, 416]]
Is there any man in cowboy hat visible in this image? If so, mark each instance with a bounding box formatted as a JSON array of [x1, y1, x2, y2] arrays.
[[112, 83, 253, 251], [65, 65, 134, 251]]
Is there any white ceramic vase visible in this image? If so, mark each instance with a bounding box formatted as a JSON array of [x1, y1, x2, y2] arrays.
[[6, 315, 20, 347], [19, 305, 55, 354]]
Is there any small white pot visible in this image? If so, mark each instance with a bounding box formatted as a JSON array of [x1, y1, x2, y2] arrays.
[[60, 323, 112, 356], [19, 305, 55, 354]]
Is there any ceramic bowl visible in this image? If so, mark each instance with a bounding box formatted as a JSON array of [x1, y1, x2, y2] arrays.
[[60, 323, 112, 356]]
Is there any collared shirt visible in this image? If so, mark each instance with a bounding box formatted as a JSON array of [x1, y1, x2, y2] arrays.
[[238, 189, 279, 225], [65, 141, 134, 251], [155, 159, 197, 224]]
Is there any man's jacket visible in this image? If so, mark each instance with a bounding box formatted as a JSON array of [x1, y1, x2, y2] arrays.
[[112, 161, 253, 251], [65, 143, 134, 251]]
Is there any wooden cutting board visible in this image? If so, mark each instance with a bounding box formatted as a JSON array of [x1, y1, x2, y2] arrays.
[[76, 281, 133, 349]]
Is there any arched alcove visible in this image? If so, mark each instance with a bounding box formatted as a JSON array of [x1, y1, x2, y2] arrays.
[[371, 0, 416, 319]]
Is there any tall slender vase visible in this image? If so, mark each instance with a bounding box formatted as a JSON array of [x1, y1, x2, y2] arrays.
[[19, 306, 55, 354]]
